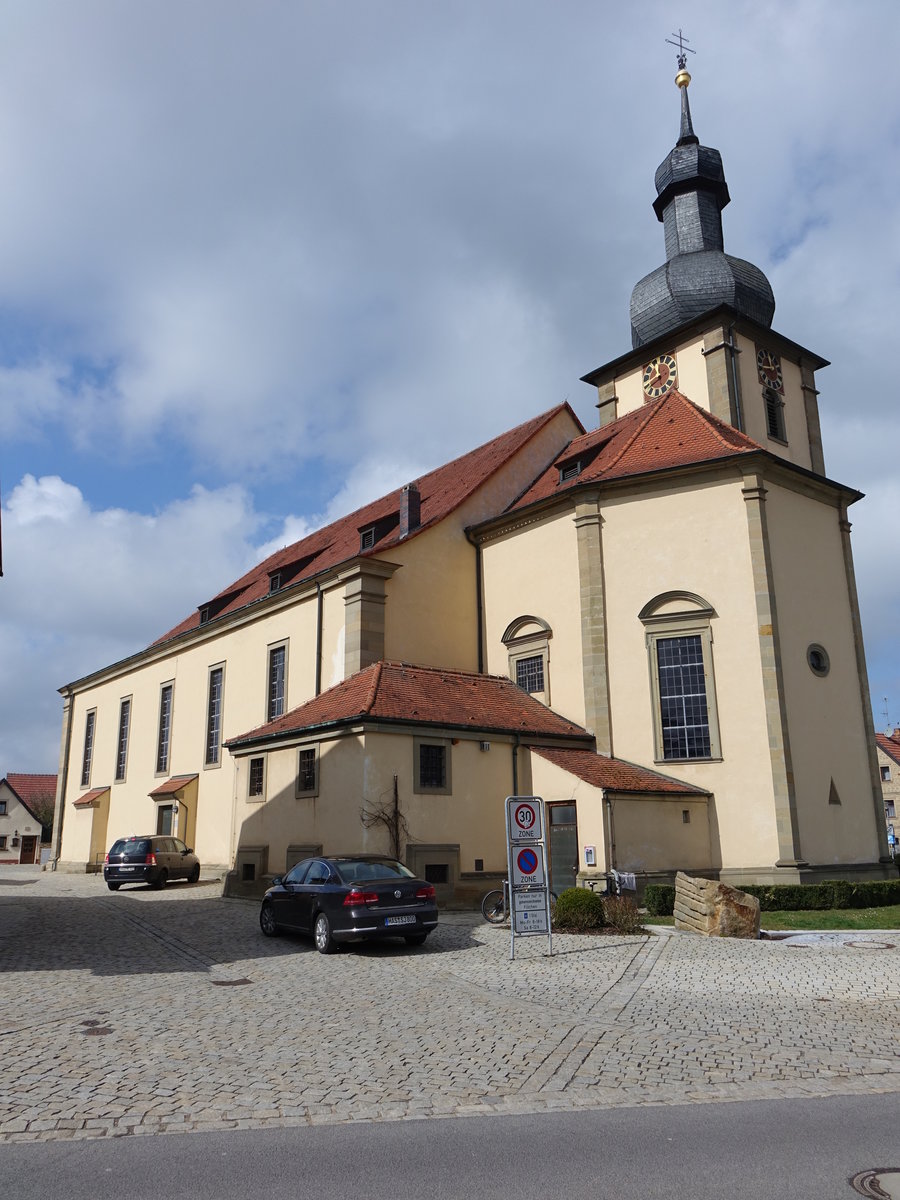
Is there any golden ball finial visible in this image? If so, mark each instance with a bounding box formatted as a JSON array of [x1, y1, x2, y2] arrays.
[[675, 68, 691, 89]]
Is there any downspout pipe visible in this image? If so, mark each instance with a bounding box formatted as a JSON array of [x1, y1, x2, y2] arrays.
[[315, 582, 323, 696], [465, 529, 485, 674], [50, 690, 75, 869], [512, 734, 520, 796], [603, 791, 616, 872]]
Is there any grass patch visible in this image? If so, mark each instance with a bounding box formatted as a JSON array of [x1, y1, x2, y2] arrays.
[[647, 904, 900, 931]]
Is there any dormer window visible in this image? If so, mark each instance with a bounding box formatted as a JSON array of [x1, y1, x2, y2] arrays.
[[199, 607, 210, 625], [360, 527, 376, 552], [559, 461, 582, 483], [269, 573, 281, 594]]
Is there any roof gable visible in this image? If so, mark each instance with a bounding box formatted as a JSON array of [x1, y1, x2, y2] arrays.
[[876, 732, 900, 767], [507, 389, 761, 512], [2, 773, 57, 823]]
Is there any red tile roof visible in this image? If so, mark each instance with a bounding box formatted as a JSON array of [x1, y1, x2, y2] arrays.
[[532, 746, 706, 794], [876, 732, 900, 767], [507, 389, 761, 512], [4, 773, 57, 819], [73, 787, 109, 808], [154, 404, 580, 646], [148, 775, 198, 797], [226, 661, 594, 748]]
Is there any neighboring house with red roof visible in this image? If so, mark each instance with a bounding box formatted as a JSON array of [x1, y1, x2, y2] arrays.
[[52, 73, 891, 898], [0, 774, 56, 864], [875, 731, 900, 855]]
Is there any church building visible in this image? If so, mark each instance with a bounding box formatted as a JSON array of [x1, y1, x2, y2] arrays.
[[52, 63, 891, 902]]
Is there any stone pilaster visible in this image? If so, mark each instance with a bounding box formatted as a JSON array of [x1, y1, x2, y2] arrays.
[[838, 503, 892, 862], [340, 559, 401, 676], [741, 472, 805, 866], [800, 360, 826, 476], [596, 381, 618, 428], [702, 325, 742, 428], [573, 492, 612, 753]]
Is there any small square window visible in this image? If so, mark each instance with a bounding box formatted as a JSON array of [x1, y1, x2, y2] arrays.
[[249, 757, 265, 798], [424, 863, 449, 884], [419, 744, 446, 790], [0, 800, 6, 816], [0, 835, 6, 850], [242, 862, 256, 883], [559, 461, 581, 482], [269, 573, 281, 593], [886, 801, 896, 819], [515, 654, 545, 694], [360, 527, 376, 551], [296, 747, 318, 796], [881, 765, 892, 783]]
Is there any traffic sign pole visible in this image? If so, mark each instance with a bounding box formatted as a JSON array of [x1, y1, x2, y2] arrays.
[[505, 796, 553, 959]]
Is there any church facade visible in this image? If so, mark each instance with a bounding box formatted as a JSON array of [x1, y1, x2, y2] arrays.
[[52, 68, 891, 900]]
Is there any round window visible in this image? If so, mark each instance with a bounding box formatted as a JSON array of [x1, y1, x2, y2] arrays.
[[807, 644, 830, 677]]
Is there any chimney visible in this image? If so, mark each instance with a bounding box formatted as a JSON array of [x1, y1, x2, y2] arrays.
[[399, 483, 421, 538]]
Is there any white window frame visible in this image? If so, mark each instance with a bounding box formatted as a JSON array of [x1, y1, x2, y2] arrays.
[[114, 696, 132, 783], [640, 592, 721, 763], [267, 641, 288, 723], [80, 709, 97, 789], [205, 664, 225, 768], [156, 682, 174, 776], [502, 615, 552, 706]]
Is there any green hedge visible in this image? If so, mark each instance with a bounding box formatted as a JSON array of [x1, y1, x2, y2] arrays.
[[554, 887, 607, 931], [642, 878, 900, 917]]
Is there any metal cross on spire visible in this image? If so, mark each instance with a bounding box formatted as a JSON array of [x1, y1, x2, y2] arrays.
[[665, 28, 696, 72]]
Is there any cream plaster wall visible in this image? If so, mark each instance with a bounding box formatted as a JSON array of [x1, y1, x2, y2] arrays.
[[480, 509, 585, 723], [0, 783, 45, 863], [529, 754, 607, 869], [599, 475, 780, 869], [232, 729, 519, 876], [763, 482, 878, 864]]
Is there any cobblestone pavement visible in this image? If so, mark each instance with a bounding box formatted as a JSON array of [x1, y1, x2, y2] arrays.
[[1, 867, 899, 1143]]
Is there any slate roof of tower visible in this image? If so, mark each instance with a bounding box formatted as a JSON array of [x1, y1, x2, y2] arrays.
[[532, 746, 707, 795], [505, 388, 761, 512], [226, 661, 595, 749], [151, 404, 580, 647]]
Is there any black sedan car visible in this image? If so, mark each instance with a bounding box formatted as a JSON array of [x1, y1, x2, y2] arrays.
[[259, 855, 438, 953], [104, 835, 201, 891]]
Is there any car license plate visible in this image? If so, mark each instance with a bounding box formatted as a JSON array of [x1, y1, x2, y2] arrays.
[[385, 915, 415, 926], [120, 866, 135, 872]]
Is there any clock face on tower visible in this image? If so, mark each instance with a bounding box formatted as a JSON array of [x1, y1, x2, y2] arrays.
[[642, 353, 677, 399], [756, 348, 783, 393]]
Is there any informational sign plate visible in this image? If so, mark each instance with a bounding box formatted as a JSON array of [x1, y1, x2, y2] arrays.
[[511, 844, 545, 887], [512, 888, 549, 934], [506, 797, 544, 843]]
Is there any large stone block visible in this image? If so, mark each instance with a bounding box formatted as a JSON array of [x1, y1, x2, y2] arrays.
[[673, 871, 760, 939]]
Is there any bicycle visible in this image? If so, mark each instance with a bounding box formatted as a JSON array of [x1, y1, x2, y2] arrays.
[[481, 880, 558, 925]]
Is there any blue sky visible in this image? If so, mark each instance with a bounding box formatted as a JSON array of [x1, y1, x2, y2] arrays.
[[2, 0, 900, 769]]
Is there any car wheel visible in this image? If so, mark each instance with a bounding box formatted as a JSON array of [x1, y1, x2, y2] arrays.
[[404, 932, 428, 946], [313, 911, 338, 954], [187, 863, 200, 884], [259, 901, 279, 938], [106, 882, 121, 892], [152, 869, 168, 890]]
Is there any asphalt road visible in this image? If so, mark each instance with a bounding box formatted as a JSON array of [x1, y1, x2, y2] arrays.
[[1, 1094, 898, 1200]]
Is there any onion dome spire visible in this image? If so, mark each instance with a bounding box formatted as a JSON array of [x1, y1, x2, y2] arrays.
[[629, 34, 775, 349]]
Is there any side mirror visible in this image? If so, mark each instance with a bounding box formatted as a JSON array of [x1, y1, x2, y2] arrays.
[[271, 876, 283, 887]]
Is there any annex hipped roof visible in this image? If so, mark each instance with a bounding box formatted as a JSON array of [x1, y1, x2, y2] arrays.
[[226, 661, 595, 750], [153, 404, 579, 647], [506, 388, 760, 513]]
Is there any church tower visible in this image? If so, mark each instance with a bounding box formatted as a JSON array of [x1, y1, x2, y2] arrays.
[[583, 49, 827, 483]]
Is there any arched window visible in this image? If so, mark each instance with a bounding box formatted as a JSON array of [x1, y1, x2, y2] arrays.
[[502, 616, 552, 705], [639, 592, 721, 762]]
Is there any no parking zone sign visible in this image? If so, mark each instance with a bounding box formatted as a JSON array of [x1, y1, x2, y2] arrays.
[[505, 796, 552, 958]]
